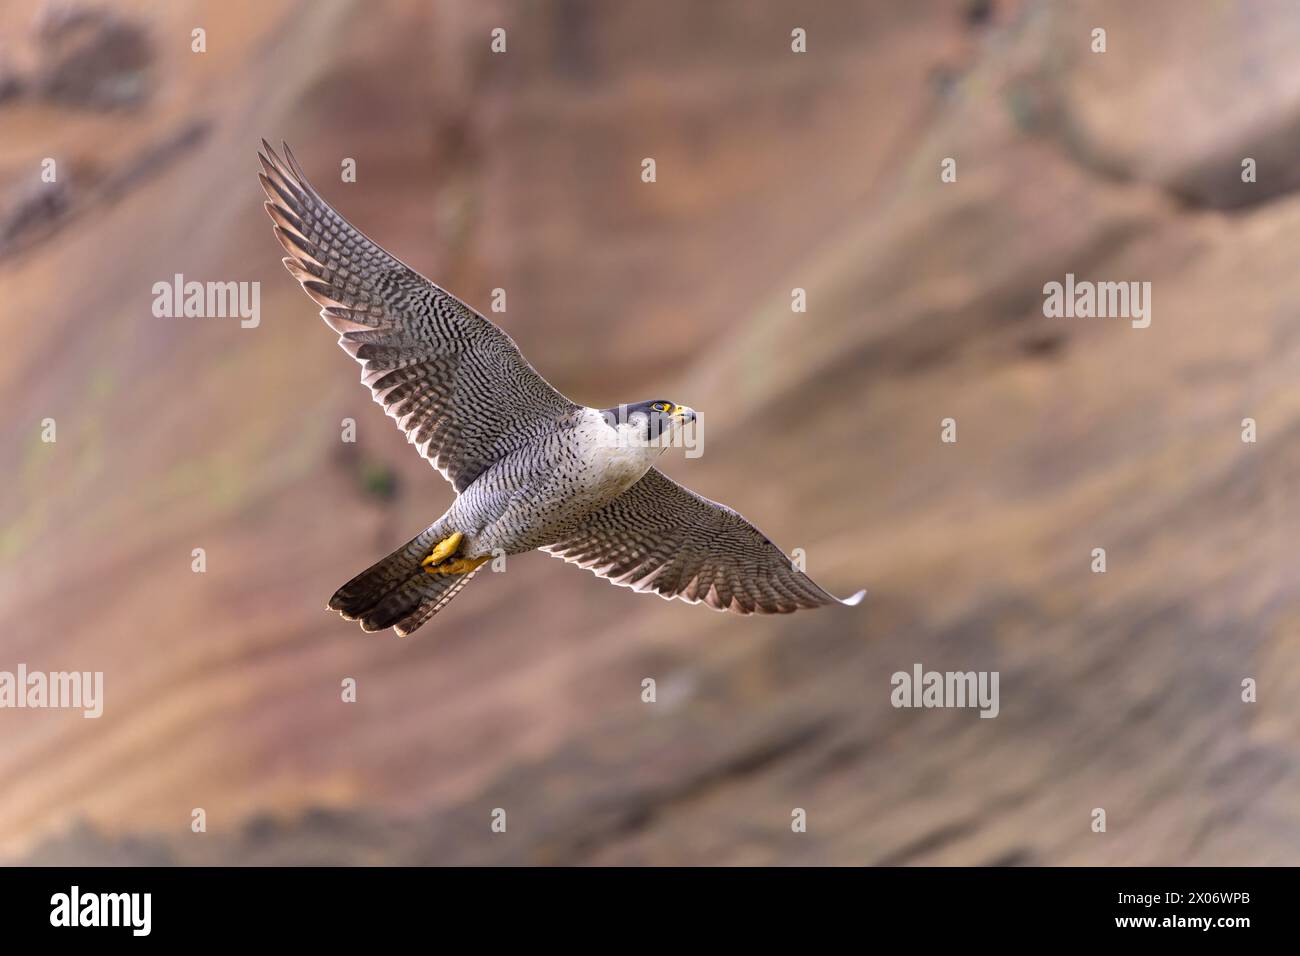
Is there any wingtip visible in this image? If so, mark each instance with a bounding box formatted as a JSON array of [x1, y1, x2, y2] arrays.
[[282, 140, 305, 176], [840, 589, 867, 607], [258, 139, 298, 180], [257, 139, 281, 171]]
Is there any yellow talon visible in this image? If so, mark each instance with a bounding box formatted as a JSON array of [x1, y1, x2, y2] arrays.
[[426, 556, 489, 576], [421, 531, 464, 569]]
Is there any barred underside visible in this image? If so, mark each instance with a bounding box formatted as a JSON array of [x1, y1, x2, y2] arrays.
[[544, 469, 865, 614], [258, 140, 578, 494]]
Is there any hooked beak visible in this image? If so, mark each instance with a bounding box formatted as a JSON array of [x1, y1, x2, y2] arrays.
[[670, 404, 697, 424]]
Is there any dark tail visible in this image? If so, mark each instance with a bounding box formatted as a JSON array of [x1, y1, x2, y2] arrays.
[[328, 524, 482, 636]]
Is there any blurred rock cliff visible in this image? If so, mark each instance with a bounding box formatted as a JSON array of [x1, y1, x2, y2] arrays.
[[2, 0, 1299, 864]]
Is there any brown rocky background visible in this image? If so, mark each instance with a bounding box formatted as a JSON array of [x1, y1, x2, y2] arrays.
[[2, 0, 1298, 865]]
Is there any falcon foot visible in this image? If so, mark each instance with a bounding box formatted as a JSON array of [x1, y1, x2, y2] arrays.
[[425, 556, 489, 576], [421, 532, 464, 570]]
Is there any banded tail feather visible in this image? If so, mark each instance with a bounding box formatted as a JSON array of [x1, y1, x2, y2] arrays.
[[328, 524, 481, 636]]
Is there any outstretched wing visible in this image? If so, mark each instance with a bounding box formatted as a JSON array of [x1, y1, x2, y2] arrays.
[[544, 468, 866, 614], [258, 141, 578, 492]]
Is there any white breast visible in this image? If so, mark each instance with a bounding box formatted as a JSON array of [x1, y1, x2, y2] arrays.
[[574, 407, 664, 499]]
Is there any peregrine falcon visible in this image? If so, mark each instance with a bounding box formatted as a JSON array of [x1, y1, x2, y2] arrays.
[[258, 141, 865, 636]]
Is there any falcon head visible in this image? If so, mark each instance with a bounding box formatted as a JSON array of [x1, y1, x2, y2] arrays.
[[602, 400, 696, 448]]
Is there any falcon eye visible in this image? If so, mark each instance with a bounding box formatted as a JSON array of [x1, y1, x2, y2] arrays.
[[652, 402, 669, 412]]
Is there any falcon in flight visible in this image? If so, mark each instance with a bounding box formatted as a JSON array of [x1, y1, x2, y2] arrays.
[[258, 141, 864, 635]]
